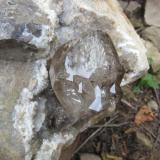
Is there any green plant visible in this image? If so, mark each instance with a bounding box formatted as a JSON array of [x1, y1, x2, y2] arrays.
[[133, 58, 160, 93]]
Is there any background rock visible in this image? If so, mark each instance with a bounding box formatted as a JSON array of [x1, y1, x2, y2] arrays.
[[147, 100, 159, 112], [145, 0, 160, 27], [144, 40, 160, 73], [142, 27, 160, 52]]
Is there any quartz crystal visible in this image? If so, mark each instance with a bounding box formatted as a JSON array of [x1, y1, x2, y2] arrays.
[[50, 31, 124, 124]]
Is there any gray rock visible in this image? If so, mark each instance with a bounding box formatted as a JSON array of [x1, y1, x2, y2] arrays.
[[126, 1, 141, 13], [147, 100, 159, 111], [0, 0, 55, 61], [0, 60, 33, 160], [123, 1, 144, 29], [142, 27, 160, 52], [145, 0, 160, 27], [0, 59, 50, 160], [143, 40, 160, 73]]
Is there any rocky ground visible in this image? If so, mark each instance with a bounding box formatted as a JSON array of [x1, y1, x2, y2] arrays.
[[72, 0, 160, 160]]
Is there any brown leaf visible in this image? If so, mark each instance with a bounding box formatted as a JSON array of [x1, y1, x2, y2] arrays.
[[134, 105, 156, 125]]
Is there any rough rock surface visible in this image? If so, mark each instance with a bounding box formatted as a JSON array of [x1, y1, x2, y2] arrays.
[[0, 0, 149, 160], [142, 27, 160, 52], [144, 40, 160, 73], [0, 0, 55, 61], [0, 61, 32, 160], [119, 0, 144, 29], [145, 0, 160, 27]]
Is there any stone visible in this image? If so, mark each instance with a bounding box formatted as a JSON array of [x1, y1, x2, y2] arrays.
[[0, 60, 32, 160], [126, 1, 141, 13], [124, 1, 144, 29], [0, 59, 48, 160], [144, 40, 160, 73], [0, 0, 55, 61], [80, 153, 101, 160], [49, 31, 124, 125], [111, 0, 144, 29], [142, 27, 160, 52], [145, 0, 160, 27], [147, 100, 159, 112], [118, 0, 128, 10]]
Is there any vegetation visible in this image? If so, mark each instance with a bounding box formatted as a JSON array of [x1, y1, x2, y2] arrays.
[[133, 58, 160, 93]]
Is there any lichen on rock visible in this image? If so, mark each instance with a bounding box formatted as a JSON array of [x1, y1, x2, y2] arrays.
[[13, 60, 48, 160]]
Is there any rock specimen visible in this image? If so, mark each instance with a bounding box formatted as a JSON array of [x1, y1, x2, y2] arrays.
[[55, 0, 149, 85], [0, 0, 149, 160], [145, 0, 160, 27], [49, 31, 124, 124]]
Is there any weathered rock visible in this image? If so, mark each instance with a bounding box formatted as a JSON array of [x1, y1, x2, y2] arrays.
[[145, 0, 160, 27], [80, 153, 101, 160], [49, 31, 124, 125], [147, 100, 159, 112], [0, 59, 48, 160], [13, 60, 50, 160], [144, 40, 160, 73], [0, 0, 55, 61], [0, 60, 32, 160], [126, 1, 141, 13], [123, 1, 144, 29], [118, 0, 128, 10], [142, 27, 160, 52]]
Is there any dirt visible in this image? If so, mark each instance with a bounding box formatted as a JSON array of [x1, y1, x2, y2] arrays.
[[71, 84, 160, 160]]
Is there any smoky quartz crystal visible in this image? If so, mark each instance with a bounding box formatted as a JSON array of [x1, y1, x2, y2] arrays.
[[49, 31, 124, 124]]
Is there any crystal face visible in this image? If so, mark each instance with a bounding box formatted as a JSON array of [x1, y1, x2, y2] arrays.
[[49, 31, 124, 124]]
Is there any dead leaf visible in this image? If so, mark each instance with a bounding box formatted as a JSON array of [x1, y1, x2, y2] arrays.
[[134, 105, 156, 125]]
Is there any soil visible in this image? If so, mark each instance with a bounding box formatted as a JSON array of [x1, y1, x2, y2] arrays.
[[72, 84, 160, 160]]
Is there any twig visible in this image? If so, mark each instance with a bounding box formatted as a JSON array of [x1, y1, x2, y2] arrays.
[[153, 126, 160, 148], [91, 122, 129, 128], [153, 89, 160, 107], [152, 89, 160, 148], [141, 124, 157, 140], [74, 113, 119, 154], [121, 99, 137, 111]]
